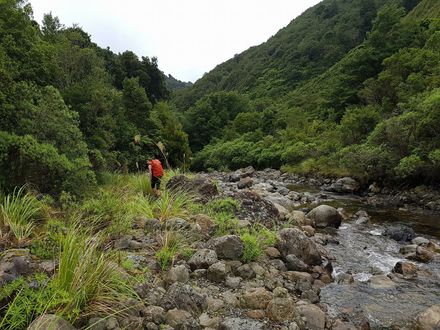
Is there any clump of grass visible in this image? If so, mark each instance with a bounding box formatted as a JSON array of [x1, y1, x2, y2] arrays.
[[155, 230, 185, 270], [130, 174, 153, 196], [208, 197, 239, 214], [240, 224, 278, 262], [241, 231, 262, 263], [0, 186, 44, 243], [54, 224, 139, 320], [153, 190, 195, 221], [212, 212, 239, 236]]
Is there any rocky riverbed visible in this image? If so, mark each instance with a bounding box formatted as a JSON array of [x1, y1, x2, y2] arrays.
[[2, 168, 440, 330]]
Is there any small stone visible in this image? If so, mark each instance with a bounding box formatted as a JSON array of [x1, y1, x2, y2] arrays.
[[235, 263, 256, 279], [113, 236, 132, 250], [166, 218, 190, 230], [296, 303, 326, 330], [301, 290, 320, 303], [141, 305, 165, 324], [240, 287, 273, 310], [165, 265, 189, 285], [207, 235, 244, 260], [400, 244, 418, 255], [301, 225, 315, 237], [246, 309, 266, 319], [393, 261, 417, 277], [250, 262, 266, 276], [237, 177, 253, 189], [266, 247, 281, 258], [225, 276, 242, 289], [28, 314, 76, 330], [188, 249, 218, 270], [273, 286, 288, 298], [199, 312, 220, 328], [270, 259, 287, 271], [191, 269, 207, 278], [192, 214, 216, 235], [266, 297, 296, 321], [285, 254, 308, 272], [165, 309, 199, 329], [219, 317, 264, 330], [337, 273, 354, 284], [206, 297, 225, 311], [207, 262, 229, 283]]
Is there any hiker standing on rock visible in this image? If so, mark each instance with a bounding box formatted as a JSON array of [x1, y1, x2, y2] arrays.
[[148, 156, 164, 197]]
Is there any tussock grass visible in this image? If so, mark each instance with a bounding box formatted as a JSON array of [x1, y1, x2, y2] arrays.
[[0, 186, 44, 242], [55, 224, 139, 320], [155, 230, 181, 270], [153, 190, 195, 221], [240, 224, 278, 262]]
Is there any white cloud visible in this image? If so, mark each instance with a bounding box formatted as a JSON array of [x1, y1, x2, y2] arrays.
[[30, 0, 322, 82]]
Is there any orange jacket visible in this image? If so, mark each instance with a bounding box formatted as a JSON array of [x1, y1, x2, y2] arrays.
[[150, 159, 163, 177]]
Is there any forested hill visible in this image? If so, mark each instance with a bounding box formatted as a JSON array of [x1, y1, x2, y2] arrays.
[[0, 0, 190, 196], [177, 0, 440, 188], [173, 0, 395, 110]]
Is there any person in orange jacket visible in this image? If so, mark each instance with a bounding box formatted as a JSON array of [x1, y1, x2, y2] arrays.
[[148, 156, 164, 197]]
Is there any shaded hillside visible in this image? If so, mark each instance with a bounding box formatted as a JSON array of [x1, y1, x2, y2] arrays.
[[174, 0, 392, 110]]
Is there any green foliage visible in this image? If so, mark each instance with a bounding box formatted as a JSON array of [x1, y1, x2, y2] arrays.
[[54, 225, 138, 320], [241, 232, 261, 262], [155, 230, 182, 270], [0, 186, 43, 242], [0, 274, 68, 330], [207, 197, 239, 214], [153, 190, 195, 221], [240, 225, 278, 262]]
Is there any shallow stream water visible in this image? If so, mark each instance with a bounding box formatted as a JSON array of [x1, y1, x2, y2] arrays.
[[295, 187, 440, 329]]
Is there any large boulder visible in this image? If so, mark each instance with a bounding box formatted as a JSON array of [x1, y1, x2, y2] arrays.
[[416, 305, 440, 330], [276, 228, 322, 265], [384, 225, 415, 242], [161, 282, 206, 315], [206, 235, 243, 260], [28, 314, 76, 330], [306, 205, 342, 228], [166, 175, 218, 202], [1, 249, 38, 287], [330, 177, 360, 193], [233, 191, 281, 228]]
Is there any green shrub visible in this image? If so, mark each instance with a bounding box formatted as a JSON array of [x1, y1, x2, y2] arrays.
[[0, 132, 95, 196]]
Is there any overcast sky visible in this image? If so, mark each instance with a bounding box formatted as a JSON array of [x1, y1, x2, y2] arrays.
[[30, 0, 322, 82]]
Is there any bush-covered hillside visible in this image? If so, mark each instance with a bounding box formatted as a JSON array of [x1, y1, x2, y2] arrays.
[[179, 0, 440, 187], [0, 0, 189, 196]]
